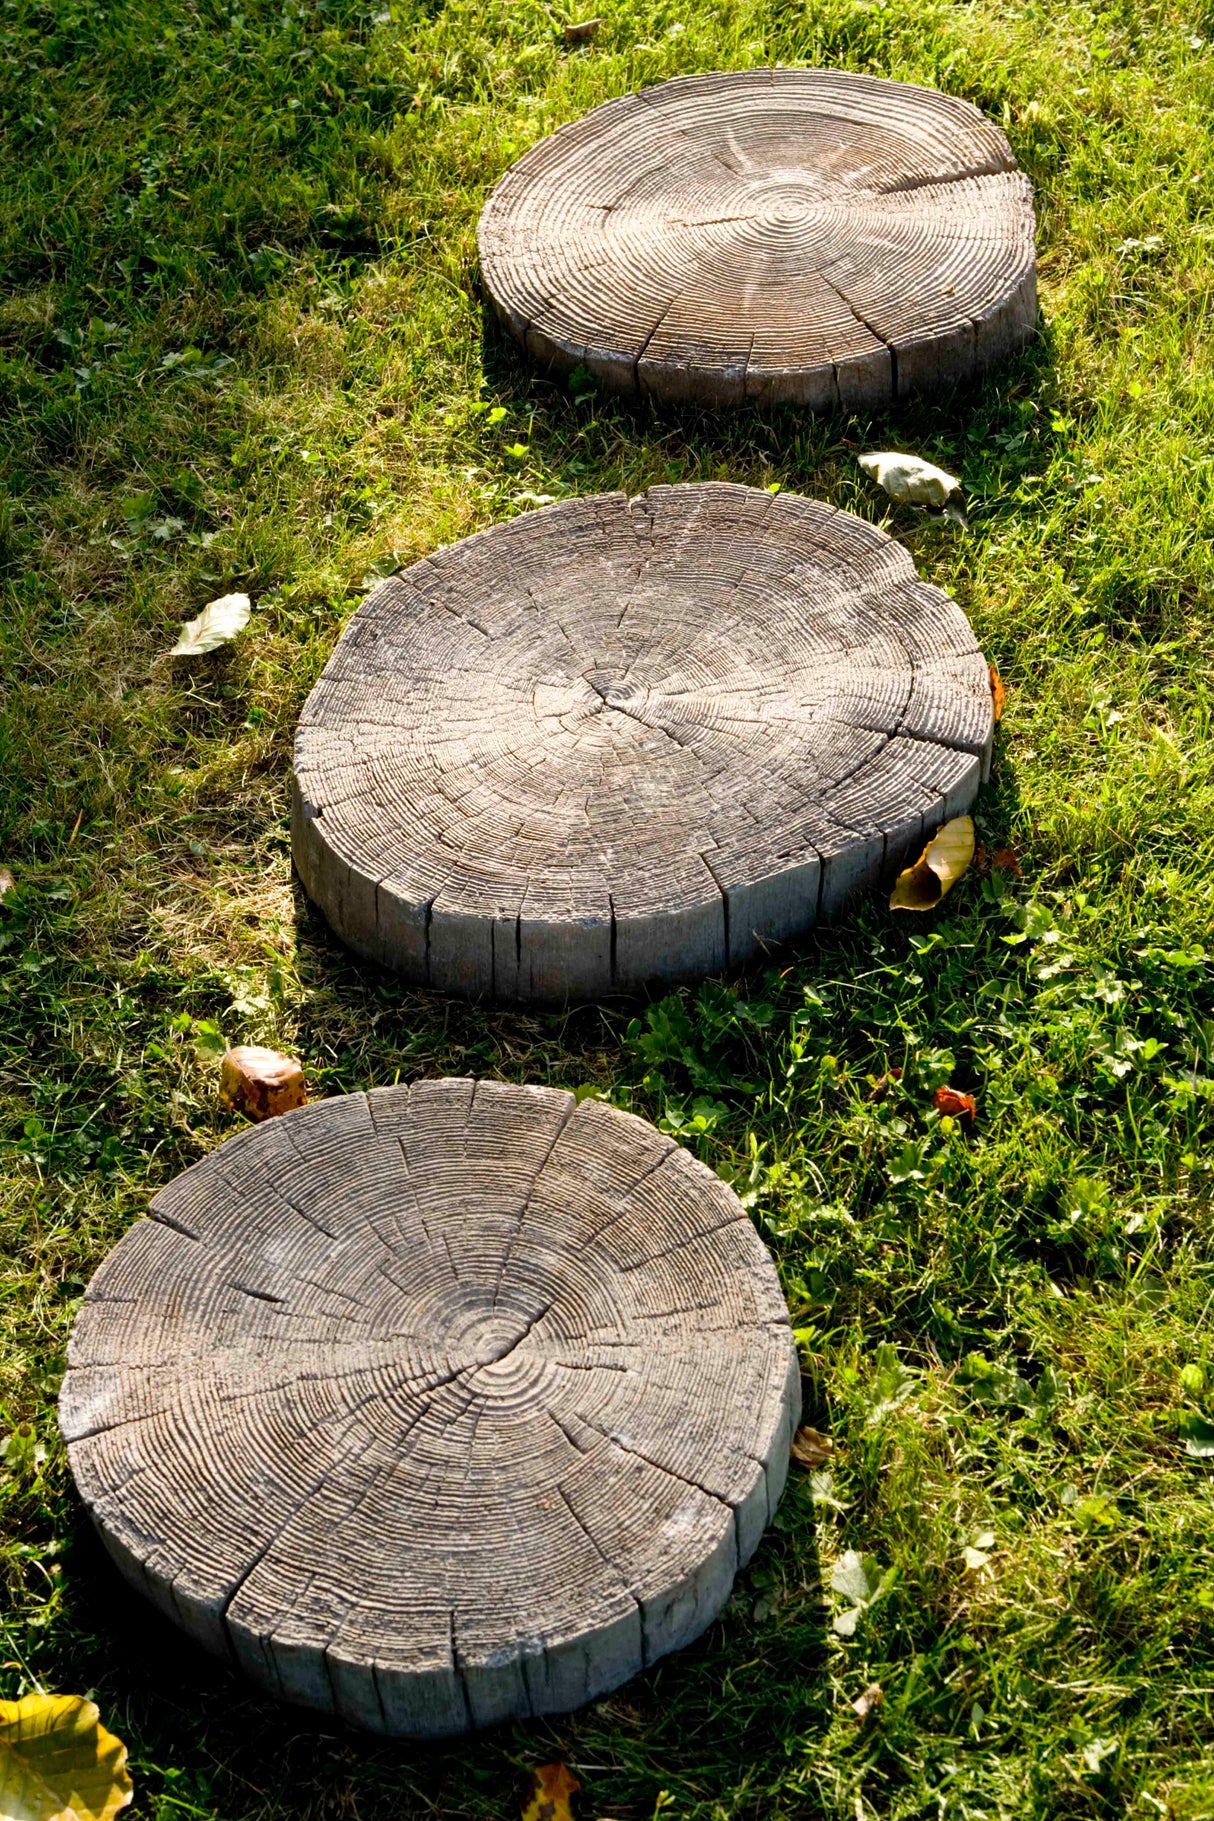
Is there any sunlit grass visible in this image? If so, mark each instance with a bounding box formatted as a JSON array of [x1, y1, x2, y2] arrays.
[[2, 0, 1214, 1814]]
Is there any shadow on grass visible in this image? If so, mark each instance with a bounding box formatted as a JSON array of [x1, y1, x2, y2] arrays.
[[476, 294, 1062, 514], [62, 1494, 830, 1821]]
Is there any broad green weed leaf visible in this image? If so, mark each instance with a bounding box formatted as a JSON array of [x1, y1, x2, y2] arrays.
[[830, 1550, 882, 1606], [864, 1344, 917, 1423], [1179, 1410, 1214, 1457]]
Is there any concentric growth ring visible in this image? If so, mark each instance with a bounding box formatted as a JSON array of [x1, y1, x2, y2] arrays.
[[61, 1082, 800, 1735], [289, 484, 993, 1003], [478, 68, 1037, 407]]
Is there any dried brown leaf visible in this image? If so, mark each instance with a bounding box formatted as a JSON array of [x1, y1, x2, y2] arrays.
[[889, 816, 975, 912], [219, 1046, 307, 1123], [790, 1425, 834, 1468], [562, 17, 600, 40], [851, 1683, 884, 1722], [0, 868, 14, 903], [991, 846, 1021, 875]]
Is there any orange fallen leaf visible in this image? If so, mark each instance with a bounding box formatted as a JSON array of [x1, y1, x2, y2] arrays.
[[989, 665, 1005, 721], [852, 1682, 884, 1721], [933, 1086, 977, 1126], [790, 1425, 834, 1468], [522, 1764, 580, 1821], [219, 1046, 307, 1122], [991, 846, 1021, 875], [889, 816, 975, 912]]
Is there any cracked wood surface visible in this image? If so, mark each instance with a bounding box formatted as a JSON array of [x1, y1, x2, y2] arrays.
[[478, 68, 1037, 407], [291, 483, 994, 1003], [60, 1081, 800, 1736]]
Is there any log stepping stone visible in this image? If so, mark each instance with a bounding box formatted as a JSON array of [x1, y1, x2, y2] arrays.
[[478, 67, 1036, 407], [291, 484, 993, 1003], [60, 1081, 800, 1735]]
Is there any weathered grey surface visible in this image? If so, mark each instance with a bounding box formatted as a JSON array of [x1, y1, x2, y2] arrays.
[[61, 1082, 800, 1736], [478, 67, 1036, 407], [291, 484, 993, 1002]]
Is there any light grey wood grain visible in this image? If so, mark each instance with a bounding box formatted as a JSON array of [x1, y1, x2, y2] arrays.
[[478, 67, 1036, 408], [291, 483, 994, 1002], [60, 1082, 800, 1736]]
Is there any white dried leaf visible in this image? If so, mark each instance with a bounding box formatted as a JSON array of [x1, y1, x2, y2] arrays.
[[170, 593, 252, 657], [859, 451, 960, 508]]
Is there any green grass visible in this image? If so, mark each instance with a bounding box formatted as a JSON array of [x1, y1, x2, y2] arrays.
[[2, 0, 1214, 1813]]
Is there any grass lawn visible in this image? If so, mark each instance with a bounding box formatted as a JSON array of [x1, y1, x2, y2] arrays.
[[3, 0, 1214, 1813]]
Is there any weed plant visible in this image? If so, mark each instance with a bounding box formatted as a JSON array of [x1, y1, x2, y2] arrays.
[[1, 0, 1213, 1814]]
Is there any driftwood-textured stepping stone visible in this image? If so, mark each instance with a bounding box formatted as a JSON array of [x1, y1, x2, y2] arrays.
[[291, 484, 993, 1003], [479, 68, 1036, 406], [60, 1081, 799, 1735]]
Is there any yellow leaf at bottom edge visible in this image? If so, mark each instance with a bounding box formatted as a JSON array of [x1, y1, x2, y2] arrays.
[[521, 1762, 581, 1821], [0, 1695, 133, 1821], [889, 815, 976, 912]]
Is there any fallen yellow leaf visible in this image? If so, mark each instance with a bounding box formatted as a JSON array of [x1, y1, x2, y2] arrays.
[[889, 816, 975, 913], [521, 1763, 580, 1821], [0, 1695, 132, 1821]]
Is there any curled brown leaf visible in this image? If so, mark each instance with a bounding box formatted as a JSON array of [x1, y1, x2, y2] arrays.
[[790, 1425, 834, 1468]]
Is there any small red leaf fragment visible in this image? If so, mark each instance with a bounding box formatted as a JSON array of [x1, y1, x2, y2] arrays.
[[933, 1086, 977, 1126], [867, 1067, 902, 1101], [991, 846, 1021, 875]]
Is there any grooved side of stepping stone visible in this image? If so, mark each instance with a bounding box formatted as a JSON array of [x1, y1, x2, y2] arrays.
[[291, 484, 993, 1003], [478, 67, 1036, 407], [60, 1082, 800, 1736]]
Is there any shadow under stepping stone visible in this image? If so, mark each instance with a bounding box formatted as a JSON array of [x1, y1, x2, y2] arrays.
[[292, 484, 993, 1003], [60, 1081, 800, 1735], [479, 67, 1037, 407]]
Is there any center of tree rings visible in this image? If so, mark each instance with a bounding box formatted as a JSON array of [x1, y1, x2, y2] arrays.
[[291, 485, 994, 1003]]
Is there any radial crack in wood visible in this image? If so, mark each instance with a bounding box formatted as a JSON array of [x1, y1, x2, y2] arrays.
[[291, 484, 993, 1003], [60, 1082, 801, 1736], [478, 67, 1037, 406]]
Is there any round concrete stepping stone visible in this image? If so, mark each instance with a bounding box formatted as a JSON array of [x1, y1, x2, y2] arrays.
[[290, 484, 993, 1003], [60, 1081, 800, 1736], [478, 67, 1036, 407]]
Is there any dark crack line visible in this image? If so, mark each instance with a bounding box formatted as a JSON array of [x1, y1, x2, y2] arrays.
[[491, 1096, 578, 1308]]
